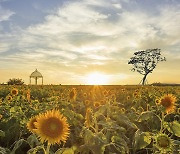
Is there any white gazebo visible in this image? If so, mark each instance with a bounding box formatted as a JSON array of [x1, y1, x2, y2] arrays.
[[30, 69, 43, 85]]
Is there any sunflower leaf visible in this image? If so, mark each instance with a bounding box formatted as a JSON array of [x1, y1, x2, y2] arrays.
[[11, 139, 31, 154], [134, 130, 152, 150], [55, 145, 77, 154], [27, 134, 41, 148], [27, 145, 44, 154], [0, 146, 10, 154], [168, 121, 180, 137], [0, 130, 5, 137], [137, 111, 154, 122]]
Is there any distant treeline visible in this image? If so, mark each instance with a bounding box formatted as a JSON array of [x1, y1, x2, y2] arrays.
[[151, 82, 180, 86]]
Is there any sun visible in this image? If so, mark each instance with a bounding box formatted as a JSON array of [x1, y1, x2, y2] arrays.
[[86, 72, 109, 85]]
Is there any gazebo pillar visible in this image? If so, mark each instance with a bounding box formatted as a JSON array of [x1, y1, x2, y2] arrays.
[[35, 77, 38, 85]]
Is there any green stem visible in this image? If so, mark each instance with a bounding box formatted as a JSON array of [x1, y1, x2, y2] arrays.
[[45, 144, 51, 154], [94, 117, 98, 133], [160, 112, 164, 133]]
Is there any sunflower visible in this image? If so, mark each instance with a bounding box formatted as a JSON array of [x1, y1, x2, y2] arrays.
[[69, 88, 77, 101], [34, 110, 70, 145], [100, 99, 106, 105], [135, 89, 139, 93], [103, 90, 108, 97], [27, 116, 37, 133], [154, 133, 173, 152], [84, 100, 90, 106], [11, 88, 18, 96], [159, 94, 176, 113], [27, 89, 31, 102], [6, 95, 12, 101], [133, 92, 138, 97], [85, 108, 92, 128], [155, 99, 160, 104], [121, 108, 125, 113], [94, 101, 101, 108], [122, 89, 125, 93], [83, 93, 87, 98]]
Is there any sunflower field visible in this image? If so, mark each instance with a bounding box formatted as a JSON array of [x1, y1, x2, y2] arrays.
[[0, 85, 179, 154]]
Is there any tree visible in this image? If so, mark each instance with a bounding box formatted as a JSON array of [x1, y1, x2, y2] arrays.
[[128, 48, 166, 85], [7, 78, 24, 85]]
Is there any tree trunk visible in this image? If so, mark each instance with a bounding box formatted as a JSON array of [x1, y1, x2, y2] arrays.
[[142, 73, 148, 85]]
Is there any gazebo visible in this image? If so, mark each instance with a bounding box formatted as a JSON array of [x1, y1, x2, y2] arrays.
[[30, 69, 43, 85]]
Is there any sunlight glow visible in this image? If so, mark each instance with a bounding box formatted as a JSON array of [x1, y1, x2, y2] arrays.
[[86, 72, 109, 85]]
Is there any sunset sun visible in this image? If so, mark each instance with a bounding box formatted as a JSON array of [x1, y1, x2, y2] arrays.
[[86, 72, 109, 85]]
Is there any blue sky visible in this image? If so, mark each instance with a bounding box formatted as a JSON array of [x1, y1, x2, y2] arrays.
[[0, 0, 180, 84]]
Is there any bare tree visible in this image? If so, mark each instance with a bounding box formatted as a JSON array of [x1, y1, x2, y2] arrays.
[[128, 48, 166, 85]]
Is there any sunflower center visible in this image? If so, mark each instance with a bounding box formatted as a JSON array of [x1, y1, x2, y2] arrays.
[[157, 136, 170, 148], [94, 102, 100, 108], [12, 90, 16, 94], [50, 123, 58, 131], [161, 98, 171, 108], [42, 117, 63, 137], [8, 97, 11, 100], [11, 89, 18, 95]]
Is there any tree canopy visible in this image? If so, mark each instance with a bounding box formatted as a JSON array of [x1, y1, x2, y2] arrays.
[[7, 78, 24, 85], [128, 48, 166, 85]]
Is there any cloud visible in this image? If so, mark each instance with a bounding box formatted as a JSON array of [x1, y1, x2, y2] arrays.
[[0, 42, 10, 52], [0, 0, 180, 84], [0, 5, 15, 22]]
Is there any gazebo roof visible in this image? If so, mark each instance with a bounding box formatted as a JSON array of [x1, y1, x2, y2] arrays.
[[30, 69, 43, 78]]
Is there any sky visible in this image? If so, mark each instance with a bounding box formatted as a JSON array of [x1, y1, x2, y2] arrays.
[[0, 0, 180, 85]]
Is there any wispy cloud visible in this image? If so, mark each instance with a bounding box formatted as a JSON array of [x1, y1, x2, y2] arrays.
[[0, 5, 14, 22]]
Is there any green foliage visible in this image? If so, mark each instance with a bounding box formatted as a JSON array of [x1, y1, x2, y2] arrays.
[[7, 78, 24, 85], [138, 111, 155, 122], [0, 85, 179, 153], [55, 146, 77, 154], [0, 146, 10, 154], [0, 88, 9, 99], [167, 121, 180, 137], [11, 139, 31, 154], [0, 130, 5, 137], [134, 130, 151, 150]]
